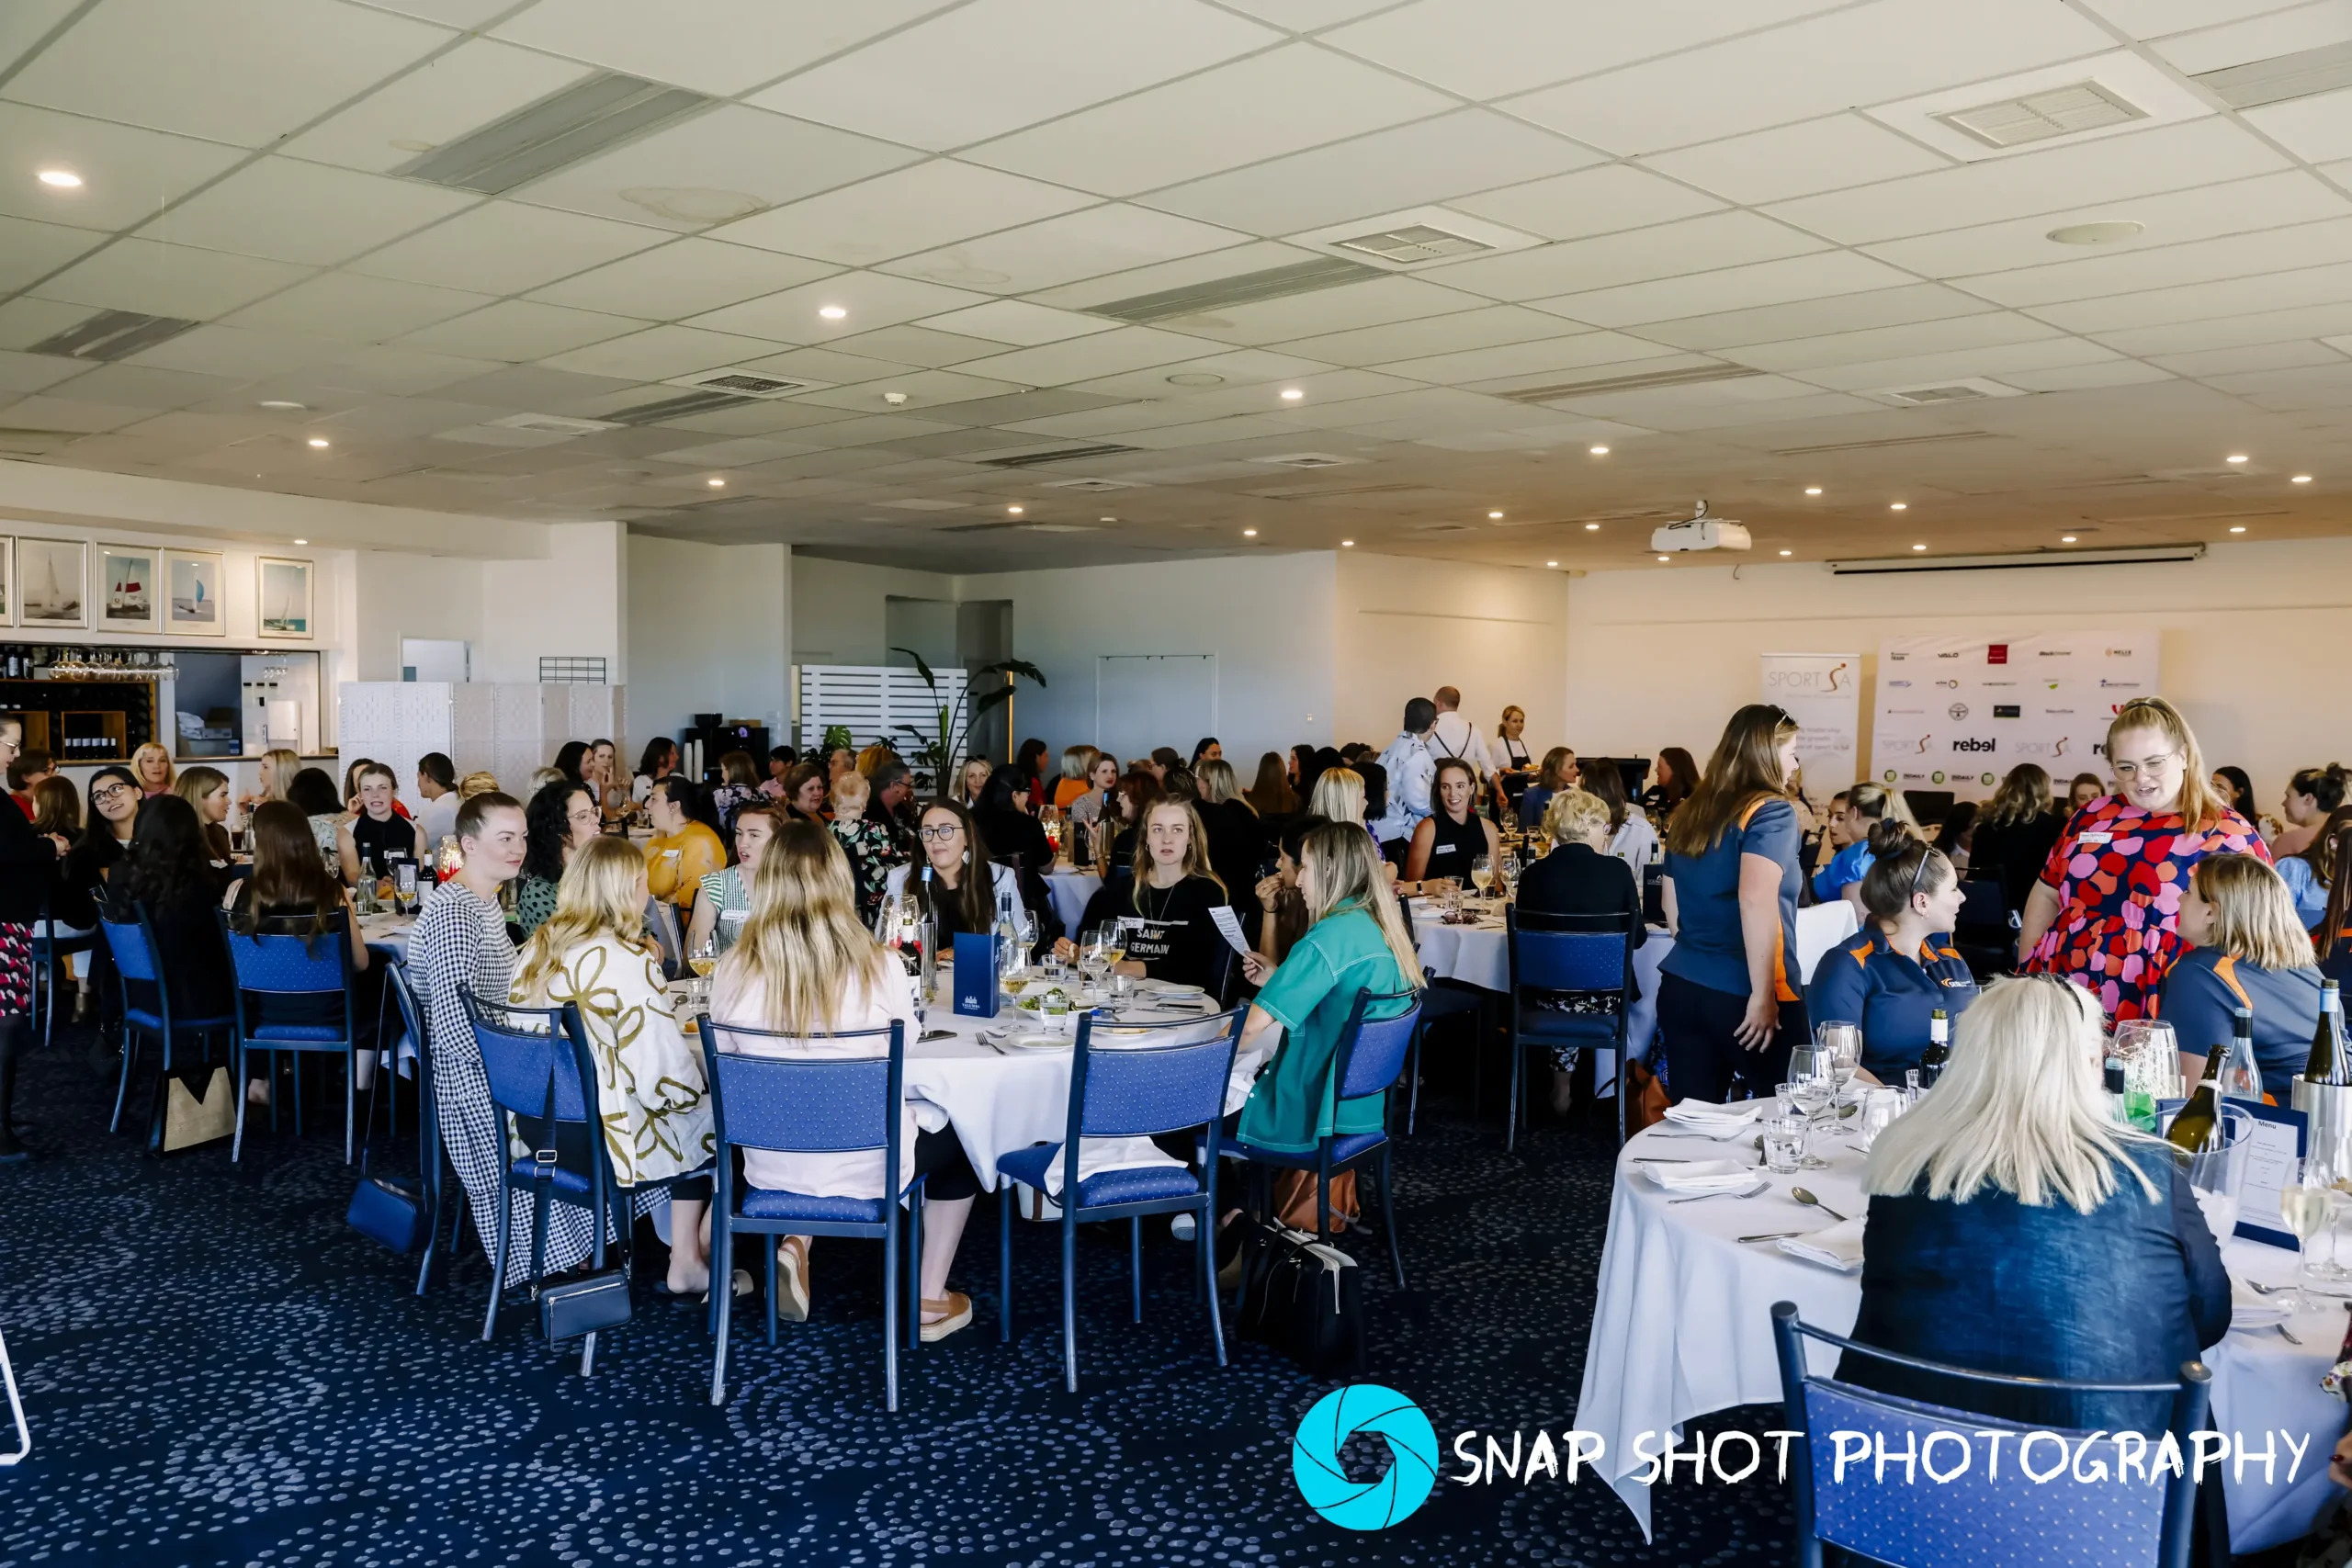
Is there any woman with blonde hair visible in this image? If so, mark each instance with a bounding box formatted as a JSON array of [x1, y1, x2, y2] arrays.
[[2021, 696, 2267, 1020], [1306, 765, 1367, 833], [827, 770, 899, 924], [1843, 976, 2229, 1429], [1657, 704, 1808, 1101], [511, 833, 718, 1299], [1811, 779, 1915, 908], [130, 741, 175, 798], [240, 746, 301, 815], [708, 821, 982, 1339], [1093, 796, 1231, 994], [1053, 744, 1099, 810], [2160, 852, 2324, 1086], [174, 764, 234, 863]]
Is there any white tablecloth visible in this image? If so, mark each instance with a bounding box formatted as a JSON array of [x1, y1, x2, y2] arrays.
[[1411, 900, 1860, 1077], [1579, 1121, 2345, 1551], [1045, 869, 1103, 934]]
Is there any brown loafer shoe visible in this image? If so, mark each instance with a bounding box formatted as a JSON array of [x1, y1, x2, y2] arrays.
[[919, 1291, 972, 1342]]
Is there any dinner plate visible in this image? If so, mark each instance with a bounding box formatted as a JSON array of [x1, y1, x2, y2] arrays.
[[1007, 1032, 1071, 1050], [1136, 980, 1204, 998]]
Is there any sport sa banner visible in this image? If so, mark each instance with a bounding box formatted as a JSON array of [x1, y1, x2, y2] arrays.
[[1870, 631, 2158, 802], [1761, 653, 1861, 798]]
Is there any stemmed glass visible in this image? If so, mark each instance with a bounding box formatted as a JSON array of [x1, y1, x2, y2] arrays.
[[686, 932, 718, 1013], [1469, 853, 1494, 901], [1783, 1045, 1836, 1168], [2280, 1157, 2332, 1312], [1815, 1021, 1861, 1101]]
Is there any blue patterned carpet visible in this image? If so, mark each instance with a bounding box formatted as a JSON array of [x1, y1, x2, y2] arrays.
[[0, 1032, 1797, 1567]]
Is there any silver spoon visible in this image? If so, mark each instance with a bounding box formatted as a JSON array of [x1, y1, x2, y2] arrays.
[[1791, 1188, 1849, 1223], [1738, 1230, 1808, 1243], [2277, 1322, 2305, 1345]]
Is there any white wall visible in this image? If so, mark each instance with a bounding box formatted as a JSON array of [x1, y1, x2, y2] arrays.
[[790, 558, 956, 666], [479, 521, 627, 684], [626, 533, 791, 750], [1563, 538, 2352, 801], [1334, 551, 1571, 754]]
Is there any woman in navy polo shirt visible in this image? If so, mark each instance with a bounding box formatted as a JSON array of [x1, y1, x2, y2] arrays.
[[2159, 852, 2324, 1087], [1807, 821, 1977, 1083], [1659, 705, 1807, 1102]]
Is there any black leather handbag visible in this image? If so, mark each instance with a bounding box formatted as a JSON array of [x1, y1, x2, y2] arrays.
[[1235, 1220, 1363, 1377], [539, 1266, 632, 1342]]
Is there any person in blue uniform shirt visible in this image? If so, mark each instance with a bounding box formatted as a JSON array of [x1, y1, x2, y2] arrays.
[[1806, 820, 1977, 1083], [2159, 852, 2324, 1089], [1810, 781, 1909, 908]]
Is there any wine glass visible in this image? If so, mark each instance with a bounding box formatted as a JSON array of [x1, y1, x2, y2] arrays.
[[1783, 1046, 1836, 1168], [1469, 853, 1494, 900], [2280, 1157, 2331, 1312], [1815, 1021, 1862, 1099], [687, 932, 718, 1007]]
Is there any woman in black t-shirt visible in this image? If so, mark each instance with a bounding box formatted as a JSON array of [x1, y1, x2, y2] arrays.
[[1088, 797, 1229, 995], [337, 761, 421, 886], [1404, 757, 1499, 888]]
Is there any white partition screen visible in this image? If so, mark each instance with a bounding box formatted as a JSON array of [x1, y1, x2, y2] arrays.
[[1095, 654, 1215, 765], [797, 664, 967, 753]]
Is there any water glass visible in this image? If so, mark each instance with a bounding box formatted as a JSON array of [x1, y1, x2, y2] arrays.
[[1855, 1087, 1903, 1153], [1762, 1115, 1807, 1174]]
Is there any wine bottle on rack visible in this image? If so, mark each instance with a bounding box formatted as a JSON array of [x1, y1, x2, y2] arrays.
[[2168, 1043, 2229, 1155], [2306, 979, 2348, 1087], [1917, 1008, 1951, 1089]]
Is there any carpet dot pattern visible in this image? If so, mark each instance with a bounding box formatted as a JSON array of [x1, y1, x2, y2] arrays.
[[0, 1035, 1799, 1566]]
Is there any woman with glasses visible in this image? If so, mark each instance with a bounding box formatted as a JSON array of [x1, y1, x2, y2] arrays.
[[2019, 697, 2267, 1021], [1657, 705, 1809, 1102], [883, 800, 1021, 939], [515, 778, 602, 937], [1806, 822, 1977, 1084]]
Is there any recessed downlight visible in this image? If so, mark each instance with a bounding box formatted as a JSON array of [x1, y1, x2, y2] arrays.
[[1804, 486, 1822, 496], [1006, 504, 1023, 515], [1100, 516, 1116, 523], [2226, 454, 2249, 464], [1487, 510, 1504, 519], [2061, 534, 2078, 543], [1589, 445, 1609, 456], [1167, 372, 1224, 387], [707, 477, 725, 488], [1242, 527, 1258, 536], [2230, 525, 2248, 533], [1544, 559, 1558, 568], [1340, 539, 1354, 547], [2293, 474, 2313, 483], [306, 436, 330, 448], [259, 400, 305, 411], [1778, 548, 1792, 557], [1889, 502, 1907, 511], [292, 538, 308, 546], [2048, 220, 2143, 245], [1656, 554, 1669, 562], [818, 305, 847, 321], [1279, 388, 1304, 400], [1584, 523, 1600, 531], [1912, 543, 1928, 551], [37, 170, 81, 188]]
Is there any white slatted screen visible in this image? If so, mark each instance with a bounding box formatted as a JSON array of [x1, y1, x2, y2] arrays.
[[797, 664, 967, 754]]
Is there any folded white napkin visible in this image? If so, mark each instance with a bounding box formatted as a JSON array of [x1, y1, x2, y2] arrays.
[[1640, 1158, 1759, 1194], [1663, 1099, 1765, 1132], [2230, 1277, 2288, 1326], [1778, 1216, 1866, 1272]]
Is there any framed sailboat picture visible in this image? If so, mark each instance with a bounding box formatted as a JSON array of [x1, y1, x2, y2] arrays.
[[163, 548, 224, 635], [99, 546, 158, 633], [18, 537, 85, 630], [258, 557, 312, 639]]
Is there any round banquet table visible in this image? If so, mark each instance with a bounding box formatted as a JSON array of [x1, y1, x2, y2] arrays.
[[1580, 1119, 2346, 1552], [1045, 867, 1103, 934], [1409, 898, 1860, 1083]]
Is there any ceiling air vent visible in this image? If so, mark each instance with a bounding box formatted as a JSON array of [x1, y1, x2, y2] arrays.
[[662, 367, 828, 399], [492, 412, 620, 436], [979, 444, 1139, 469], [1497, 364, 1762, 405], [1869, 377, 2026, 405], [1936, 81, 2145, 149], [1330, 224, 1494, 265], [2194, 39, 2352, 109], [1088, 257, 1381, 324], [1248, 453, 1364, 469], [1406, 522, 1477, 534], [1770, 430, 2000, 457], [29, 309, 201, 361], [1042, 477, 1137, 492], [398, 72, 715, 195], [602, 389, 760, 426]]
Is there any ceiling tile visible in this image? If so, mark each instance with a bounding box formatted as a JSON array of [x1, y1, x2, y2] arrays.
[[1999, 360, 2174, 392], [0, 103, 247, 231], [1143, 109, 1603, 235], [1022, 241, 1324, 311], [883, 205, 1250, 295], [0, 214, 104, 293], [39, 240, 315, 319], [786, 367, 1034, 413], [2032, 260, 2352, 333], [1765, 118, 2290, 245], [2150, 340, 2348, 378], [1721, 311, 2070, 375], [539, 323, 797, 381], [141, 157, 481, 267], [221, 270, 494, 343], [1433, 210, 1828, 304], [1961, 215, 2352, 310], [748, 0, 1281, 152], [716, 160, 1097, 265], [348, 201, 671, 295], [1783, 335, 2126, 392], [0, 0, 79, 74], [915, 300, 1123, 346], [2091, 300, 2352, 356], [5, 0, 451, 148], [1863, 170, 2349, 279], [965, 45, 1456, 197], [526, 240, 835, 319], [1322, 0, 1847, 100], [1634, 283, 1998, 352], [1644, 114, 1952, 206], [1066, 355, 1378, 403], [1273, 304, 1577, 366], [1159, 275, 1493, 345], [2154, 0, 2352, 73], [2245, 85, 2352, 164], [731, 345, 924, 387], [817, 324, 1005, 368], [954, 325, 1234, 385], [116, 323, 345, 380], [1527, 251, 1923, 329], [1445, 163, 1726, 243], [1375, 332, 1682, 386], [349, 0, 516, 25], [393, 299, 648, 362], [687, 271, 993, 344], [0, 394, 145, 434], [280, 38, 594, 175], [492, 0, 957, 96], [1498, 0, 2121, 157], [2079, 0, 2309, 39], [39, 361, 243, 411], [1212, 0, 1419, 28], [513, 105, 923, 233], [427, 365, 649, 413], [0, 350, 88, 396]]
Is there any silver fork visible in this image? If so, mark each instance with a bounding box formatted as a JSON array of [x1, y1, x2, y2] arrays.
[[1670, 1181, 1770, 1205]]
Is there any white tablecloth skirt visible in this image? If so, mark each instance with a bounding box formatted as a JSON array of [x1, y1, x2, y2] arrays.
[[1045, 869, 1103, 933]]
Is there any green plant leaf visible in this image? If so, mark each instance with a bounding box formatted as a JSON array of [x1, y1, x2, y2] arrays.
[[889, 646, 937, 688], [977, 658, 1046, 689]]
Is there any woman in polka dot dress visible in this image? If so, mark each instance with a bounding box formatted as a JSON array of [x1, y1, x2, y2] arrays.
[[2019, 697, 2267, 1021]]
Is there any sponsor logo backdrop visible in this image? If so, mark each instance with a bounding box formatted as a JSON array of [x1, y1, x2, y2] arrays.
[[1761, 652, 1861, 798], [1869, 630, 2158, 801]]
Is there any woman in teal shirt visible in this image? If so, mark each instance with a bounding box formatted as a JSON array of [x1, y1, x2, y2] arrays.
[[1806, 822, 1977, 1081], [1236, 821, 1424, 1156]]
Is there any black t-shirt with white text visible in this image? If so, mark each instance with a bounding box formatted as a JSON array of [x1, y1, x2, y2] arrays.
[[1115, 874, 1229, 994]]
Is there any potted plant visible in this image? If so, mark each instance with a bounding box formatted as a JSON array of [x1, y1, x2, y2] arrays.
[[890, 648, 1046, 794]]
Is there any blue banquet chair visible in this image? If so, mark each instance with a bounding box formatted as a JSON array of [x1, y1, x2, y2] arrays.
[[218, 908, 363, 1163]]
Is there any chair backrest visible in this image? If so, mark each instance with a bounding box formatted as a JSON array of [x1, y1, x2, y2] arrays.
[[99, 911, 158, 986], [643, 896, 683, 976], [1510, 907, 1634, 995], [1954, 877, 2013, 932], [1771, 1303, 2206, 1568], [218, 909, 351, 996], [697, 1017, 903, 1155], [387, 960, 427, 1059], [1069, 1008, 1244, 1141], [1332, 988, 1423, 1102], [462, 991, 590, 1126]]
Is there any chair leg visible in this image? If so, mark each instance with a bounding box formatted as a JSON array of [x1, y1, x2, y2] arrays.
[[231, 1041, 249, 1164], [883, 1214, 900, 1414], [1203, 1173, 1227, 1369], [998, 1182, 1013, 1343], [482, 1190, 514, 1341], [1129, 1216, 1142, 1324], [1379, 1148, 1404, 1291], [764, 1242, 778, 1348], [1317, 1164, 1330, 1246], [708, 1216, 733, 1407], [907, 1195, 924, 1353], [344, 1051, 356, 1166], [108, 1032, 135, 1134], [291, 1052, 304, 1139], [1407, 1031, 1421, 1136], [1506, 1037, 1521, 1155], [1060, 1217, 1080, 1394]]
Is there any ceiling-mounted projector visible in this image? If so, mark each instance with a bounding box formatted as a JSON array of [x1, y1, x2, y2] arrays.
[[1650, 499, 1750, 553]]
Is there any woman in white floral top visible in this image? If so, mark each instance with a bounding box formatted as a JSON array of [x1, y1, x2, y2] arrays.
[[511, 833, 718, 1297]]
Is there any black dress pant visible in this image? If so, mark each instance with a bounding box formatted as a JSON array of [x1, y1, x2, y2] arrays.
[[1657, 971, 1810, 1105]]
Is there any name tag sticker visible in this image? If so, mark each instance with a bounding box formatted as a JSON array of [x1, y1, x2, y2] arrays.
[[2078, 832, 2112, 847]]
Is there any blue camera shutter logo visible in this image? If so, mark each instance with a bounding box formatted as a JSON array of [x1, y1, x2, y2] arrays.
[[1291, 1384, 1439, 1530]]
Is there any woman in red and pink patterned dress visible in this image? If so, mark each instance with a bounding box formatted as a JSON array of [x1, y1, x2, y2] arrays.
[[2019, 697, 2268, 1021]]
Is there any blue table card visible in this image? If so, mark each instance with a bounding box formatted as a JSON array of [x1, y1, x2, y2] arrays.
[[952, 931, 1000, 1017]]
